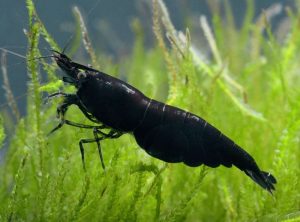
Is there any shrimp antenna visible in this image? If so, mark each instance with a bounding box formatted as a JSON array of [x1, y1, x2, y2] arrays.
[[0, 47, 27, 59], [62, 35, 74, 54]]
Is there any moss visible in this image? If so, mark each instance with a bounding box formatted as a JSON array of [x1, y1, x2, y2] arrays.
[[1, 0, 300, 221]]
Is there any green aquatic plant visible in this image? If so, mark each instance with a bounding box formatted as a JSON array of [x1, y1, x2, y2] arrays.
[[1, 0, 300, 221]]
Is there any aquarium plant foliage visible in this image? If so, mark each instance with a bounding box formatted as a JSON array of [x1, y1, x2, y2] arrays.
[[0, 0, 300, 221]]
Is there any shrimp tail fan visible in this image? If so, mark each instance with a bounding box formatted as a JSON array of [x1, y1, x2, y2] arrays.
[[244, 170, 277, 194]]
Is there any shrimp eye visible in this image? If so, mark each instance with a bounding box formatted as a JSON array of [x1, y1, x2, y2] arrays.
[[77, 72, 87, 79]]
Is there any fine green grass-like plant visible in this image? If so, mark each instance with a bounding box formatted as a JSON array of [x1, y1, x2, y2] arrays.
[[1, 0, 300, 221]]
